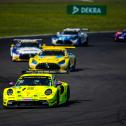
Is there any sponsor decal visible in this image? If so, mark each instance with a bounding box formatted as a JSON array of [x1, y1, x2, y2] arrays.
[[67, 5, 107, 15]]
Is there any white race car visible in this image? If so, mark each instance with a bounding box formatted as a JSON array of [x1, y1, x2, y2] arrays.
[[10, 39, 42, 61], [52, 28, 88, 46]]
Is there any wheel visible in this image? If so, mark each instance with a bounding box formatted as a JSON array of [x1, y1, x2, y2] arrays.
[[11, 57, 14, 61], [2, 105, 10, 109], [71, 59, 76, 71], [66, 86, 70, 103], [114, 38, 119, 42], [11, 57, 16, 62], [53, 91, 60, 107], [66, 62, 70, 73], [76, 38, 82, 47], [81, 37, 88, 47], [83, 37, 88, 47], [3, 106, 7, 109]]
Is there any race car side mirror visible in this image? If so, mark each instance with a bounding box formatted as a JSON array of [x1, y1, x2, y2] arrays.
[[56, 81, 62, 86], [9, 81, 15, 85]]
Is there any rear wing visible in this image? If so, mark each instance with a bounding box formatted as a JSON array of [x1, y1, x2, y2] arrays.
[[13, 39, 43, 43], [82, 28, 89, 32], [63, 28, 88, 32], [42, 44, 75, 49], [22, 70, 68, 74]]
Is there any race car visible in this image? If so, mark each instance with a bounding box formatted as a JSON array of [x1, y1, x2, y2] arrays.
[[10, 39, 42, 61], [52, 28, 88, 46], [29, 45, 76, 73], [114, 29, 126, 41], [3, 71, 70, 108]]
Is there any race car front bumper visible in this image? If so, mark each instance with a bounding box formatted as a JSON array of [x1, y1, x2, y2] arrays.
[[52, 39, 78, 46], [3, 95, 58, 108], [29, 62, 68, 73], [12, 54, 36, 61], [4, 100, 49, 108]]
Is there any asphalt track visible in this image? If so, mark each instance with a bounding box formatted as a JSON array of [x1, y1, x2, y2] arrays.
[[0, 33, 126, 126]]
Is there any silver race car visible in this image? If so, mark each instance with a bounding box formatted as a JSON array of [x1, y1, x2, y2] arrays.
[[10, 39, 42, 61]]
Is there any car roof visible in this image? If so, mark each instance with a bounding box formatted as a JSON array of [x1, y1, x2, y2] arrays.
[[43, 47, 65, 51], [13, 39, 42, 43], [42, 44, 75, 50], [21, 73, 53, 78]]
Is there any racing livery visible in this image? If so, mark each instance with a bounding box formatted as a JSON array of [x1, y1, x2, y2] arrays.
[[29, 45, 76, 73], [10, 39, 42, 61], [52, 28, 88, 46], [3, 71, 70, 108], [114, 29, 126, 41]]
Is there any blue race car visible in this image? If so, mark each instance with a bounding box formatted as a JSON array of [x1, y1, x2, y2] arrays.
[[114, 29, 126, 41], [52, 28, 88, 46]]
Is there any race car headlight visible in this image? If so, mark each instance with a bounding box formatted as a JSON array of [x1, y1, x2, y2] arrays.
[[32, 59, 37, 64], [13, 49, 19, 55], [45, 89, 52, 95], [7, 89, 13, 95], [59, 60, 65, 65]]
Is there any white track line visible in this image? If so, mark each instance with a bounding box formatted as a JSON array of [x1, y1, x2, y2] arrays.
[[0, 33, 53, 39], [80, 0, 94, 2], [0, 31, 115, 39]]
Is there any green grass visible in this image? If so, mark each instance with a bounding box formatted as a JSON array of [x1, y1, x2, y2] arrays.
[[0, 0, 126, 37]]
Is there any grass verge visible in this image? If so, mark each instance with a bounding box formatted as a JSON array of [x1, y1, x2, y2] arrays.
[[0, 0, 126, 37]]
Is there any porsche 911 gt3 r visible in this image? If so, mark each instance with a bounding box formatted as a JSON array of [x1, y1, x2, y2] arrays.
[[3, 71, 70, 108], [10, 39, 42, 61], [29, 45, 76, 73], [114, 29, 126, 41], [52, 28, 88, 46]]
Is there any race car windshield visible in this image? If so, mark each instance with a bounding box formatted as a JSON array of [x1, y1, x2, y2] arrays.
[[16, 43, 39, 48], [41, 51, 65, 56], [63, 31, 78, 35], [16, 76, 51, 86]]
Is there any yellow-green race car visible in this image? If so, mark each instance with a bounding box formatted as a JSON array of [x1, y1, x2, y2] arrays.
[[29, 45, 76, 73], [3, 71, 70, 108]]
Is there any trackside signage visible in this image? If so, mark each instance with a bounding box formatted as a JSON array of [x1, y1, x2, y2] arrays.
[[67, 5, 106, 15]]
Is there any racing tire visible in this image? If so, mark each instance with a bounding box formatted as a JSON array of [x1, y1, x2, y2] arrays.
[[114, 38, 119, 42], [77, 38, 82, 47], [11, 57, 15, 62], [82, 37, 88, 47], [66, 62, 70, 73], [11, 57, 17, 62], [2, 105, 10, 109], [2, 106, 7, 109], [66, 86, 70, 103], [53, 91, 60, 107], [71, 59, 76, 72]]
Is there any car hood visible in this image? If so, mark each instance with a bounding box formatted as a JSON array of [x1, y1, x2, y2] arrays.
[[16, 47, 41, 54], [34, 55, 65, 63]]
